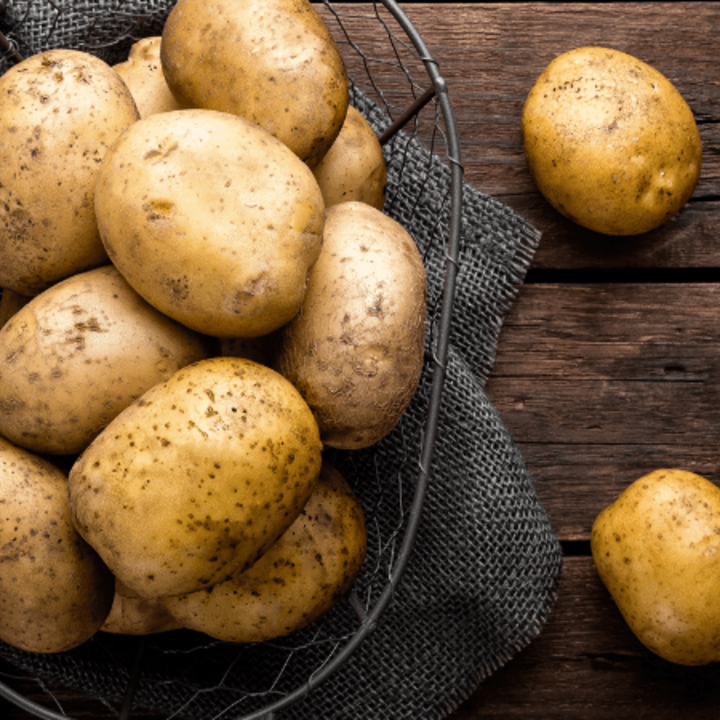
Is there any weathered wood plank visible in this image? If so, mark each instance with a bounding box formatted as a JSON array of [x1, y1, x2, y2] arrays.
[[449, 556, 720, 720]]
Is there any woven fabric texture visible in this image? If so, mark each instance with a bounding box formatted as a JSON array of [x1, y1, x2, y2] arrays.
[[0, 3, 564, 719]]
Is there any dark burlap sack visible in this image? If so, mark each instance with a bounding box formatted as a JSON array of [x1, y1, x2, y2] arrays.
[[0, 3, 563, 718]]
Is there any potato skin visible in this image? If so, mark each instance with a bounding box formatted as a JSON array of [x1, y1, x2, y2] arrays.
[[0, 437, 114, 653], [95, 108, 325, 338], [161, 461, 366, 642], [101, 579, 181, 635], [522, 46, 702, 236], [113, 37, 184, 118], [0, 265, 212, 455], [0, 289, 30, 329], [161, 0, 349, 168], [0, 49, 140, 295], [68, 357, 323, 598], [313, 106, 387, 210], [275, 201, 426, 449], [592, 469, 720, 666]]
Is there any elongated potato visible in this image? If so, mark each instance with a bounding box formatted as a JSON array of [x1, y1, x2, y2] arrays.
[[161, 462, 366, 642], [275, 201, 426, 449], [0, 265, 212, 455], [0, 437, 114, 653], [68, 357, 323, 598]]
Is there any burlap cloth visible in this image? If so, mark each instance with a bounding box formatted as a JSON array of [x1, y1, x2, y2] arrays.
[[0, 3, 563, 718]]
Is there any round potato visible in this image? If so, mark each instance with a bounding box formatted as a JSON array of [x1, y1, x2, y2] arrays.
[[161, 0, 349, 168], [0, 49, 140, 295], [522, 46, 702, 235], [275, 201, 426, 450], [0, 265, 212, 455], [313, 105, 387, 210], [95, 108, 325, 338], [113, 37, 185, 118], [68, 357, 323, 598], [0, 437, 114, 653], [101, 579, 182, 635], [161, 461, 366, 642]]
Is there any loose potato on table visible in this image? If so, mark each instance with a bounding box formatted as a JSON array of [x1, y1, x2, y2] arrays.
[[0, 265, 212, 455], [113, 36, 184, 118], [0, 48, 140, 295], [0, 437, 114, 653], [275, 201, 427, 450], [68, 357, 323, 599], [94, 108, 325, 338], [522, 46, 702, 235], [313, 105, 387, 210], [160, 0, 349, 168], [161, 461, 367, 643]]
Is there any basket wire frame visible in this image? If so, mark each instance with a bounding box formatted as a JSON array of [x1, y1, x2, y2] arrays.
[[0, 1, 463, 718]]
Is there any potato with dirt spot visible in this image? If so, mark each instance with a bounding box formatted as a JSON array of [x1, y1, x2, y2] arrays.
[[522, 46, 702, 235], [312, 105, 387, 210], [0, 436, 115, 653], [101, 579, 182, 635], [161, 461, 366, 642], [0, 265, 212, 455], [113, 36, 185, 118], [94, 108, 325, 338], [0, 49, 140, 296], [68, 356, 323, 599], [160, 0, 349, 168], [275, 201, 426, 450]]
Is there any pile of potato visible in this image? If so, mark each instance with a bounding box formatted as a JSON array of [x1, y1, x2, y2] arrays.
[[0, 0, 428, 653]]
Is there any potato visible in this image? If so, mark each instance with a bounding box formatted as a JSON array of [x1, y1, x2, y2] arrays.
[[313, 106, 387, 210], [101, 579, 182, 635], [94, 108, 325, 338], [522, 46, 702, 235], [160, 0, 349, 168], [0, 436, 114, 653], [0, 49, 140, 295], [161, 461, 366, 642], [592, 469, 720, 665], [113, 37, 185, 118], [0, 288, 30, 329], [68, 356, 323, 598], [275, 201, 426, 450], [0, 265, 212, 455]]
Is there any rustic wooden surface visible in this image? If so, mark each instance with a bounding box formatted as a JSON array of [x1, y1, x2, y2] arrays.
[[2, 2, 720, 718]]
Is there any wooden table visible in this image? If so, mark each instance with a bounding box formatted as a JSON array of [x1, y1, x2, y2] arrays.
[[2, 2, 720, 718]]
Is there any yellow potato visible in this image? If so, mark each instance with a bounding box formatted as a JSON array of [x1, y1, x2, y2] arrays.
[[161, 461, 366, 642], [0, 265, 212, 455], [0, 49, 140, 295], [592, 469, 720, 665], [113, 37, 185, 118], [313, 106, 387, 210], [101, 579, 181, 635], [160, 0, 349, 168], [0, 437, 114, 653], [94, 108, 325, 338], [275, 201, 426, 449], [522, 46, 702, 235], [68, 356, 323, 598], [0, 288, 30, 329]]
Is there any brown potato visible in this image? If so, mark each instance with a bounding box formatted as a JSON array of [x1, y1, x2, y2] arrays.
[[522, 46, 702, 235], [0, 437, 114, 653], [68, 357, 323, 599], [0, 288, 30, 329], [0, 265, 212, 455], [161, 461, 366, 642], [161, 0, 349, 168], [101, 579, 181, 635], [0, 49, 140, 295], [113, 37, 185, 118], [94, 108, 325, 338], [313, 106, 387, 210], [275, 201, 426, 449]]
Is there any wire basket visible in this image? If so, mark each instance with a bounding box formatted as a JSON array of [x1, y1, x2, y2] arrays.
[[0, 2, 463, 718]]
